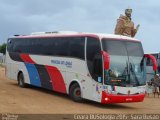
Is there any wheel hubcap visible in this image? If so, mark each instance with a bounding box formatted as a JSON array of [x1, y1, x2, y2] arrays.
[[75, 89, 81, 96]]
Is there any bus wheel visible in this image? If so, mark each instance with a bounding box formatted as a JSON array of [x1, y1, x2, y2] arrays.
[[69, 83, 83, 102], [18, 72, 26, 88]]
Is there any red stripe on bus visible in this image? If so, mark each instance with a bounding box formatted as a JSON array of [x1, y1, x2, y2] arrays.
[[16, 34, 100, 39], [15, 34, 139, 42], [45, 65, 67, 94], [102, 37, 140, 42], [20, 54, 36, 64]]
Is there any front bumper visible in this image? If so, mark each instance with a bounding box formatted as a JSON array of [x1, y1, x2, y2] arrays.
[[101, 91, 145, 104]]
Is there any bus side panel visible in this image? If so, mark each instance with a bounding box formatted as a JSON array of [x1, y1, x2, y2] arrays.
[[22, 64, 31, 84], [46, 65, 67, 94], [64, 58, 97, 101], [5, 52, 13, 79], [25, 63, 41, 87], [66, 71, 101, 102], [13, 54, 67, 93], [35, 64, 53, 90], [80, 76, 96, 101], [18, 54, 53, 89], [6, 52, 31, 85]]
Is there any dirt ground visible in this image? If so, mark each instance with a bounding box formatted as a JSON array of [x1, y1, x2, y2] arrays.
[[0, 67, 160, 114]]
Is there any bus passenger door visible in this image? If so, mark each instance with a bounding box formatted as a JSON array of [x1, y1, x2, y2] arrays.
[[86, 37, 103, 102]]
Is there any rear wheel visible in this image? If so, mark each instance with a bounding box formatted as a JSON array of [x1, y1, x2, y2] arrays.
[[69, 83, 83, 102], [18, 72, 27, 88]]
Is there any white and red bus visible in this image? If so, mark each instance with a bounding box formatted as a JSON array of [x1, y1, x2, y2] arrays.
[[5, 31, 157, 104]]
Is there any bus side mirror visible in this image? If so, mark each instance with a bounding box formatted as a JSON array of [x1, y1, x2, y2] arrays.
[[144, 54, 157, 71], [101, 51, 110, 70]]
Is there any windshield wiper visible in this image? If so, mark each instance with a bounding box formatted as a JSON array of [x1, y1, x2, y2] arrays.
[[129, 62, 140, 86]]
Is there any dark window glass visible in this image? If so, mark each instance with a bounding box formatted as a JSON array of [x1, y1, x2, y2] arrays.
[[102, 39, 145, 86], [102, 40, 143, 57], [7, 39, 14, 52], [86, 37, 102, 82], [146, 58, 152, 66], [102, 40, 127, 56], [11, 38, 33, 53], [126, 42, 144, 57], [52, 38, 69, 56], [68, 37, 85, 60], [8, 37, 85, 60]]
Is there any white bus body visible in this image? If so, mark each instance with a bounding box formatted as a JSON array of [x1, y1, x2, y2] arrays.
[[6, 31, 147, 104]]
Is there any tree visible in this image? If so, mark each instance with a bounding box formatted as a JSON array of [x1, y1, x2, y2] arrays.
[[0, 43, 6, 54]]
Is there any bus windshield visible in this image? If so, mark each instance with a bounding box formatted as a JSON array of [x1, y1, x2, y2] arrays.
[[102, 39, 146, 86]]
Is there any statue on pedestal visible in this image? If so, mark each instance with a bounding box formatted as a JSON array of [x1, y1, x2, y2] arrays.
[[115, 8, 140, 37]]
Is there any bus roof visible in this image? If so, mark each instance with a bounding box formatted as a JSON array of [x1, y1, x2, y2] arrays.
[[11, 31, 140, 42]]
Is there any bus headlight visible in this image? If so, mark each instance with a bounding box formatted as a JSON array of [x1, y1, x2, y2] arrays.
[[105, 97, 109, 101]]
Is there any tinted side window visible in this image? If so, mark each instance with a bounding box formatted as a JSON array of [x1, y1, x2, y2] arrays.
[[12, 38, 27, 53], [7, 39, 14, 52], [12, 38, 37, 53], [146, 58, 152, 66], [52, 38, 69, 56], [68, 37, 85, 60], [8, 37, 85, 60], [86, 37, 103, 82]]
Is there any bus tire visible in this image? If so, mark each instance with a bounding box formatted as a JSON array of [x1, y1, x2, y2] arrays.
[[69, 83, 83, 102], [18, 72, 27, 88]]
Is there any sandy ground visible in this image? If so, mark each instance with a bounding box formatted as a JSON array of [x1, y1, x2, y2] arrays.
[[0, 66, 160, 115]]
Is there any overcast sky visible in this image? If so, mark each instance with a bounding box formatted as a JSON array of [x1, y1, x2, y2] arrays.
[[0, 0, 159, 53]]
